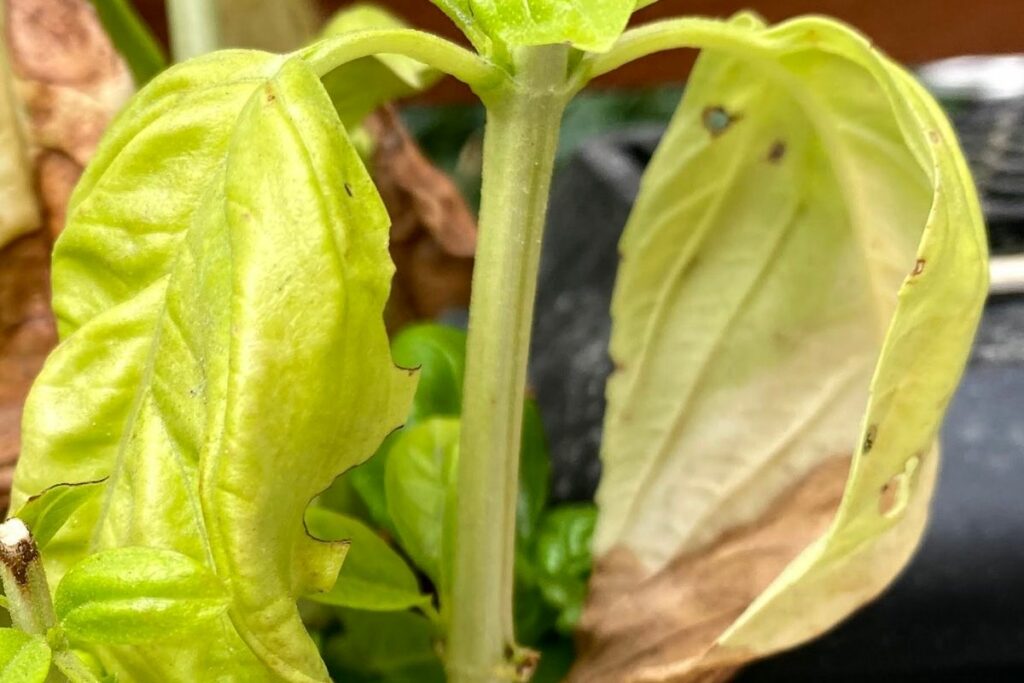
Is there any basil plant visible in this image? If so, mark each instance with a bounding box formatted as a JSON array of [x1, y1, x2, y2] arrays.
[[1, 1, 987, 682]]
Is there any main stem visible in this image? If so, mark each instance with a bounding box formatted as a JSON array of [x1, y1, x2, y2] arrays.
[[448, 45, 570, 683]]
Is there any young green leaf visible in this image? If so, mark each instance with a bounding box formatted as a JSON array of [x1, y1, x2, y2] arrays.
[[348, 323, 466, 530], [87, 0, 167, 85], [319, 4, 442, 129], [13, 49, 416, 681], [391, 324, 467, 422], [578, 15, 988, 681], [518, 400, 552, 547], [304, 508, 429, 612], [385, 418, 459, 599], [11, 480, 105, 550], [322, 609, 444, 682], [0, 629, 51, 683], [54, 547, 229, 645], [534, 505, 596, 634], [430, 0, 634, 56]]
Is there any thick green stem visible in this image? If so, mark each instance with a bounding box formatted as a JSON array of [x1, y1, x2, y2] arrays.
[[166, 0, 219, 61], [448, 45, 570, 683]]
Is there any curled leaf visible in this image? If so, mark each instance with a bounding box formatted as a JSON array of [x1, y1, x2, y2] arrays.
[[576, 15, 987, 682], [11, 479, 104, 549], [13, 50, 416, 681]]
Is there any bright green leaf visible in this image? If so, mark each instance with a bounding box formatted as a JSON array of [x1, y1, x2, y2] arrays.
[[304, 508, 429, 612], [322, 609, 444, 682], [432, 0, 634, 54], [319, 4, 442, 129], [391, 324, 467, 422], [0, 629, 50, 683], [518, 400, 551, 547], [13, 50, 416, 681], [348, 323, 466, 530], [534, 505, 596, 634], [385, 418, 460, 598], [54, 547, 229, 645], [87, 0, 167, 85], [581, 14, 988, 680], [11, 480, 105, 550]]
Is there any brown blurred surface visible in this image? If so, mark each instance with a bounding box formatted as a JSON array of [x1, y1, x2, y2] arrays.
[[133, 1, 1024, 102]]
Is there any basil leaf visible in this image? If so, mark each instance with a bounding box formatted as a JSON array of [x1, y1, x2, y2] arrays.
[[322, 609, 443, 682], [319, 4, 442, 129], [391, 324, 466, 422], [385, 418, 459, 600], [517, 399, 551, 547], [430, 0, 633, 55], [581, 15, 988, 680], [54, 547, 228, 645], [0, 629, 50, 683], [534, 505, 596, 634], [304, 508, 429, 612], [349, 324, 466, 530], [11, 480, 105, 550], [14, 51, 416, 680]]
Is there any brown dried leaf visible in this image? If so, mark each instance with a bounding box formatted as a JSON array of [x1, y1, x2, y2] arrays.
[[366, 105, 477, 331], [0, 0, 131, 507], [570, 457, 849, 683]]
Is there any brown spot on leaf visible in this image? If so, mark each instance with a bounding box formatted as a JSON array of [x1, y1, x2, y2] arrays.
[[767, 140, 787, 163], [912, 259, 926, 277], [879, 478, 899, 516], [863, 424, 878, 454], [570, 456, 851, 683]]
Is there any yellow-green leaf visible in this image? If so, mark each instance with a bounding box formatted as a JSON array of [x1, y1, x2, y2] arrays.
[[577, 15, 987, 681], [13, 51, 415, 682]]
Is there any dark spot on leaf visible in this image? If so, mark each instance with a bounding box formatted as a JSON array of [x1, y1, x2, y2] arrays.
[[702, 106, 739, 138], [879, 478, 899, 516], [344, 183, 353, 197], [863, 424, 878, 454], [264, 87, 276, 104], [768, 140, 787, 163], [912, 259, 926, 276]]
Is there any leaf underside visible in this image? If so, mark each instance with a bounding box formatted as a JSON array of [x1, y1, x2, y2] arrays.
[[577, 14, 987, 682]]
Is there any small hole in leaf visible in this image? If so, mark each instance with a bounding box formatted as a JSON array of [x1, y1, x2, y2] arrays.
[[912, 259, 926, 276], [703, 106, 738, 137]]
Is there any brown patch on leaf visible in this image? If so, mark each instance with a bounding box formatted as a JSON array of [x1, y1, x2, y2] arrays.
[[365, 105, 477, 331], [570, 456, 851, 683], [0, 0, 131, 509]]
